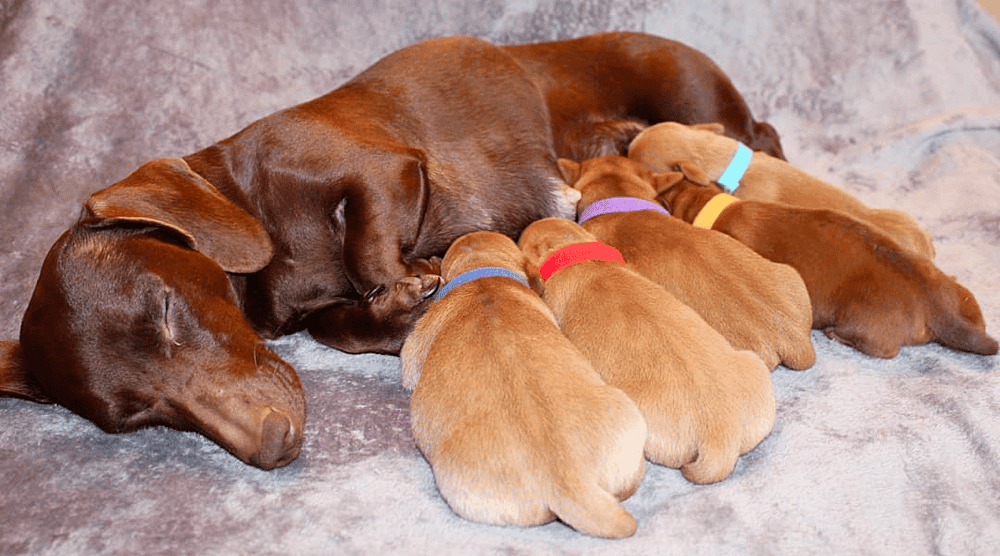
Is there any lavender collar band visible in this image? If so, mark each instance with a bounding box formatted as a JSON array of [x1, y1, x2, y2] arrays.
[[577, 196, 670, 224], [716, 142, 753, 193]]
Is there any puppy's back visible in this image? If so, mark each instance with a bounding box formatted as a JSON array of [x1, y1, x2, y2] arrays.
[[401, 232, 646, 538]]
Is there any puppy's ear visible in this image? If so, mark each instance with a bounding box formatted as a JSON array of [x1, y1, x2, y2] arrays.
[[85, 158, 274, 273], [651, 171, 686, 196], [557, 158, 582, 186], [675, 161, 712, 186], [0, 341, 52, 404], [693, 122, 726, 135], [522, 258, 546, 297]]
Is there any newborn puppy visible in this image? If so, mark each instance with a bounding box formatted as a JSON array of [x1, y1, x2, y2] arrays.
[[518, 218, 775, 484], [628, 122, 935, 259], [399, 231, 647, 539], [656, 166, 998, 358], [559, 156, 815, 371]]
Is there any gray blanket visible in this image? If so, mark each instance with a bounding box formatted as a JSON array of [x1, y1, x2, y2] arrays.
[[2, 0, 999, 554]]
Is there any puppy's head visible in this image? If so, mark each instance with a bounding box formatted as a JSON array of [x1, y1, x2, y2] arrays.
[[440, 231, 529, 282], [557, 156, 661, 216], [1, 158, 306, 470], [628, 122, 739, 175], [517, 218, 598, 274]]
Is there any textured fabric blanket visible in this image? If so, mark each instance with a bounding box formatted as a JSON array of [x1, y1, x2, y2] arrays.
[[2, 0, 999, 554]]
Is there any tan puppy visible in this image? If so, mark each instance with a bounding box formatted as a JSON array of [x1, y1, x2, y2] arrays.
[[627, 122, 935, 259], [399, 231, 647, 539], [559, 155, 815, 371], [518, 218, 775, 484], [656, 167, 999, 358]]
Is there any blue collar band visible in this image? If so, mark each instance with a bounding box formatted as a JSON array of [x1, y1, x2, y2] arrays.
[[577, 196, 670, 225], [716, 143, 753, 193], [433, 266, 530, 302]]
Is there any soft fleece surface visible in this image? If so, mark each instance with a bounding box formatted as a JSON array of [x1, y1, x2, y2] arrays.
[[2, 0, 1000, 554]]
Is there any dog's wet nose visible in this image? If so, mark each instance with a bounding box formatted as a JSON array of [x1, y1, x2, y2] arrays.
[[250, 408, 303, 470]]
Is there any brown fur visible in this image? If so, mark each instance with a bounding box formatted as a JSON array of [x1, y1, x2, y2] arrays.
[[558, 156, 815, 371], [656, 167, 998, 358], [399, 231, 647, 539], [0, 158, 306, 470], [503, 32, 786, 161], [628, 122, 935, 258], [518, 218, 775, 484]]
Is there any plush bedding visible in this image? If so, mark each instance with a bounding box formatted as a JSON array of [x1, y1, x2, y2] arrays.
[[2, 0, 999, 553]]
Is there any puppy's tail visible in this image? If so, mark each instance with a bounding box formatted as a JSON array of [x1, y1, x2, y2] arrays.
[[549, 481, 638, 539], [931, 280, 999, 356]]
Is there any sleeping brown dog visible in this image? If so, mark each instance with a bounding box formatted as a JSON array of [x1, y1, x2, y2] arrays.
[[558, 155, 816, 371], [0, 158, 306, 470], [656, 165, 999, 358], [518, 218, 775, 485], [503, 31, 786, 161], [400, 231, 646, 539], [628, 122, 935, 258], [0, 36, 578, 468]]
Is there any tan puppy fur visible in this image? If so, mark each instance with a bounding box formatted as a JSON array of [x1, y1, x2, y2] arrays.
[[656, 167, 999, 358], [518, 218, 775, 484], [628, 122, 935, 259], [559, 155, 815, 371], [399, 231, 647, 539]]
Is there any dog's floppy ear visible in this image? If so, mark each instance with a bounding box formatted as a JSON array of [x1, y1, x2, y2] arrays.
[[558, 158, 582, 186], [693, 122, 726, 135], [651, 171, 686, 196], [0, 341, 52, 404], [674, 161, 713, 186], [85, 158, 274, 273]]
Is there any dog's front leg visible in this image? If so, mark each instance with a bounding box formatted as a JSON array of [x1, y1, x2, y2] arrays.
[[303, 274, 441, 355]]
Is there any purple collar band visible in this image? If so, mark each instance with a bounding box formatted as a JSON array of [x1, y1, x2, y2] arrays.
[[577, 197, 670, 225]]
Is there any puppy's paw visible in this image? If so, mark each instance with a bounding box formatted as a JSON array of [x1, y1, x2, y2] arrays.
[[408, 256, 443, 276], [377, 275, 442, 310]]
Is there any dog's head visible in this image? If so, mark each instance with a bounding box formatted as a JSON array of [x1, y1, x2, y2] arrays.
[[0, 158, 306, 470], [557, 156, 662, 212], [628, 122, 745, 176]]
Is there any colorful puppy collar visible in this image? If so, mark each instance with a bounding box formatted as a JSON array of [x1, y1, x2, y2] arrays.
[[692, 193, 741, 230], [538, 242, 626, 281], [577, 196, 670, 225], [716, 143, 753, 193], [433, 266, 529, 302]]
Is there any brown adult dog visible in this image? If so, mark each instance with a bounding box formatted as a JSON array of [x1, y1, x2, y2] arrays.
[[656, 166, 999, 358], [628, 122, 935, 258], [0, 36, 579, 467], [400, 231, 646, 539], [0, 158, 306, 470], [518, 218, 775, 484], [559, 155, 816, 371], [503, 32, 786, 161]]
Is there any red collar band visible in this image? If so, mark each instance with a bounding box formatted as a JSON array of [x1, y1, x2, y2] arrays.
[[538, 241, 625, 281]]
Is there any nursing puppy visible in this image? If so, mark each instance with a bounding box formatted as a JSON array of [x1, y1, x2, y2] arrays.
[[559, 156, 815, 371], [628, 122, 935, 259], [518, 218, 775, 484], [656, 167, 998, 358], [399, 231, 647, 539]]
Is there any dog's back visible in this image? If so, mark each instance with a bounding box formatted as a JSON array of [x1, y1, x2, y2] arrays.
[[628, 121, 935, 258], [400, 231, 646, 538], [560, 156, 815, 370], [519, 218, 775, 484]]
